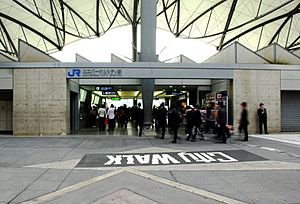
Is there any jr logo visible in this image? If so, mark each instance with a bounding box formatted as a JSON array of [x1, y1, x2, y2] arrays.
[[68, 69, 81, 77]]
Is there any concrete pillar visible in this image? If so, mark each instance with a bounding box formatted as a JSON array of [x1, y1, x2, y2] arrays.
[[140, 0, 157, 127]]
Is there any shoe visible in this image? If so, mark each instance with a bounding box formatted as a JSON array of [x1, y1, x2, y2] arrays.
[[191, 139, 195, 142], [186, 137, 190, 141], [160, 136, 164, 139], [171, 141, 177, 143], [265, 133, 269, 134], [241, 139, 248, 142]]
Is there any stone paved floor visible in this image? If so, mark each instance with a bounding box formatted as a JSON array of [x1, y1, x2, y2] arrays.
[[0, 128, 300, 204]]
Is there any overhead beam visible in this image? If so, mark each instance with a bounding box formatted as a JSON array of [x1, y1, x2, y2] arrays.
[[0, 13, 61, 50], [176, 0, 227, 37], [268, 2, 300, 46], [96, 0, 100, 36], [0, 19, 18, 56], [221, 9, 300, 49], [217, 0, 238, 50]]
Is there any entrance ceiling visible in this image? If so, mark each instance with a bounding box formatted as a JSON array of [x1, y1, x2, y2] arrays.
[[1, 0, 299, 58]]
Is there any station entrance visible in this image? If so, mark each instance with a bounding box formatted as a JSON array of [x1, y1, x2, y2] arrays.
[[72, 82, 233, 137]]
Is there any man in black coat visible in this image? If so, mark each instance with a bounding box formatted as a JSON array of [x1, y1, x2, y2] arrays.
[[185, 106, 195, 141], [168, 106, 181, 143], [156, 103, 167, 139], [240, 102, 249, 141], [216, 104, 227, 143], [135, 103, 144, 137], [191, 105, 203, 142], [257, 103, 269, 134]]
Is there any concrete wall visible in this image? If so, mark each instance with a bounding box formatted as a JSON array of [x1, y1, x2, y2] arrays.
[[233, 70, 281, 133], [13, 68, 69, 135]]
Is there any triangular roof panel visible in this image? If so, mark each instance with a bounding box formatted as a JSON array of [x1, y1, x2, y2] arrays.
[[0, 52, 16, 62], [18, 39, 59, 62], [204, 42, 269, 64], [257, 43, 300, 65], [76, 54, 91, 62]]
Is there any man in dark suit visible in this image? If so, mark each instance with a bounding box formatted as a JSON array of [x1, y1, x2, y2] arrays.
[[156, 103, 167, 139], [240, 102, 249, 141], [257, 103, 269, 134], [216, 104, 227, 143], [135, 103, 144, 137]]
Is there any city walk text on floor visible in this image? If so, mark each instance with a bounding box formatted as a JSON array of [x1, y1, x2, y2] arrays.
[[76, 150, 267, 168]]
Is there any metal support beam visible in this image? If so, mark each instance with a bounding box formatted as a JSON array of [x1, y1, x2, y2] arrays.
[[221, 9, 300, 49], [218, 0, 238, 50], [132, 0, 139, 62], [0, 13, 61, 50], [268, 3, 300, 46], [0, 19, 18, 56], [96, 0, 100, 36], [175, 0, 226, 37], [140, 0, 157, 128]]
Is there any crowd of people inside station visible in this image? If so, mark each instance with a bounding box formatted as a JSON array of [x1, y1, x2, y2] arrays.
[[87, 101, 268, 144]]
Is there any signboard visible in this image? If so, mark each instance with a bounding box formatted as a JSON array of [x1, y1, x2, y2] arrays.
[[166, 91, 181, 96], [111, 97, 121, 101], [102, 91, 117, 95], [67, 68, 122, 78], [96, 86, 114, 91], [76, 150, 267, 168]]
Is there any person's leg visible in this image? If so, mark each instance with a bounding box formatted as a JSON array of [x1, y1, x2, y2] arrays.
[[174, 126, 178, 142], [108, 119, 111, 130], [264, 120, 268, 134], [138, 122, 142, 137], [191, 125, 196, 142], [243, 125, 248, 141], [102, 118, 106, 130], [99, 118, 101, 131], [186, 125, 191, 141], [161, 124, 166, 139], [259, 120, 263, 134], [221, 124, 226, 143]]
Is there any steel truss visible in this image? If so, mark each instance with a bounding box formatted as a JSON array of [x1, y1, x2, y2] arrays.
[[0, 0, 299, 57]]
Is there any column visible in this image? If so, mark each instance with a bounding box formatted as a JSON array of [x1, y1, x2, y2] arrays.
[[140, 0, 157, 127]]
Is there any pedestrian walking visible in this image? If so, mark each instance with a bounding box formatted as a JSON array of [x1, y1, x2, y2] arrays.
[[239, 102, 249, 141], [168, 105, 182, 143], [185, 106, 194, 141], [107, 104, 116, 131], [135, 103, 144, 137], [98, 104, 106, 131], [191, 105, 203, 142], [156, 103, 167, 139], [257, 103, 269, 134], [216, 104, 227, 143]]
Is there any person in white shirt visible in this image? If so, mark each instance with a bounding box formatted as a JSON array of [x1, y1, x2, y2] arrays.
[[107, 104, 116, 131], [98, 104, 106, 131]]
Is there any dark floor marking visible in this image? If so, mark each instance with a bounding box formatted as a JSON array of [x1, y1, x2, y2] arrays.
[[76, 150, 267, 168]]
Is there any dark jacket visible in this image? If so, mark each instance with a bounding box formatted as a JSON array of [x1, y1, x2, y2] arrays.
[[135, 108, 144, 124], [186, 109, 194, 127], [257, 108, 267, 121], [156, 107, 167, 125], [193, 109, 201, 126], [168, 109, 181, 127], [217, 107, 226, 125], [240, 109, 249, 127]]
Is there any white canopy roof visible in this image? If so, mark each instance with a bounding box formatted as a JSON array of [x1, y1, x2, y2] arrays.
[[0, 0, 299, 57]]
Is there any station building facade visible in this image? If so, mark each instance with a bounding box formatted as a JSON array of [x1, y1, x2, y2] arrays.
[[0, 40, 300, 136]]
